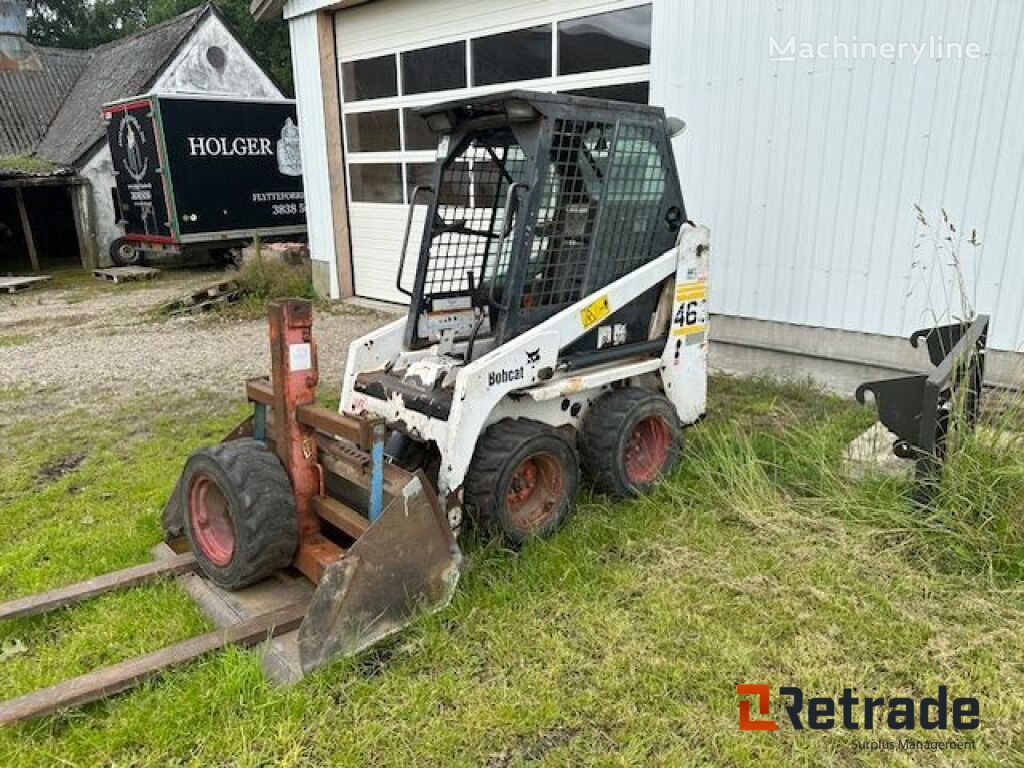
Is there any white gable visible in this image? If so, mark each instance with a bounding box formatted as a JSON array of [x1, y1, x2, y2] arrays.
[[152, 12, 282, 98]]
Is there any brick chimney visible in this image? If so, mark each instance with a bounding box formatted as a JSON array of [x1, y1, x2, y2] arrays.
[[0, 0, 29, 69]]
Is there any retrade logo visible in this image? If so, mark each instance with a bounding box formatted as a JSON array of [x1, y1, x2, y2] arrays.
[[737, 684, 980, 732], [737, 684, 777, 731]]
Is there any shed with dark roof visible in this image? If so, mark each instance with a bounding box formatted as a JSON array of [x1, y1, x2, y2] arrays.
[[0, 2, 282, 273]]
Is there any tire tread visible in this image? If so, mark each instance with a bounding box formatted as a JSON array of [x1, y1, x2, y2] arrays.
[[183, 438, 297, 590]]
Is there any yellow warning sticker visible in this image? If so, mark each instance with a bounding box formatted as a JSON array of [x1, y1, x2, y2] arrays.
[[675, 280, 707, 302], [581, 294, 611, 329]]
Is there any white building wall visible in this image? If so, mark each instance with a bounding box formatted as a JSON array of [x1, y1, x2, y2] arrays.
[[331, 0, 647, 58], [80, 147, 119, 264], [651, 0, 1024, 352], [288, 13, 338, 297], [86, 13, 284, 264]]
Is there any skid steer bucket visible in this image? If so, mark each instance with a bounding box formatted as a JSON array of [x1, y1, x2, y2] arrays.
[[299, 471, 461, 672]]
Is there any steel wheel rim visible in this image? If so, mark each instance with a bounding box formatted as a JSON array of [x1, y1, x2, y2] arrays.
[[624, 416, 672, 486], [188, 473, 234, 566], [506, 452, 564, 529]]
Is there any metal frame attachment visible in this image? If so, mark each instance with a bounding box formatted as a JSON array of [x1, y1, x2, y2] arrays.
[[856, 315, 990, 487]]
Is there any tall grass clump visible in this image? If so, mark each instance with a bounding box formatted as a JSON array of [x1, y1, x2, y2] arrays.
[[237, 252, 315, 301], [923, 387, 1024, 580]]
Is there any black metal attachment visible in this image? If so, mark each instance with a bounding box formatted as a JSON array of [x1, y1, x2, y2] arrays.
[[856, 315, 989, 488]]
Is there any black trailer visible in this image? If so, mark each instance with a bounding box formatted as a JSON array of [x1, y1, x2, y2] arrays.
[[102, 94, 306, 266]]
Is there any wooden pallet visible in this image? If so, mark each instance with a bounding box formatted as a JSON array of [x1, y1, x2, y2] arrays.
[[0, 275, 52, 294], [164, 279, 242, 315], [93, 266, 161, 284]]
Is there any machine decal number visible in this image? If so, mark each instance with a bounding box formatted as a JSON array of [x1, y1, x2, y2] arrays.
[[673, 281, 708, 337], [581, 294, 611, 329]]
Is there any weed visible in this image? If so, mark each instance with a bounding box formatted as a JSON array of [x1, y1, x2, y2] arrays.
[[236, 246, 314, 302]]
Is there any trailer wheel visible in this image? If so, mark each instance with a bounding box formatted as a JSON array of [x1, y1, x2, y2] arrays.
[[182, 438, 298, 590], [110, 238, 143, 266], [581, 388, 682, 499], [465, 419, 579, 547]]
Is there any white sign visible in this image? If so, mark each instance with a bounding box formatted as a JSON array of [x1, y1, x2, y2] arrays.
[[288, 343, 312, 371]]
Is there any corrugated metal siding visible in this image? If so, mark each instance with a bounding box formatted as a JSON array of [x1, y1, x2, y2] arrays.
[[290, 13, 339, 297], [651, 0, 1024, 352]]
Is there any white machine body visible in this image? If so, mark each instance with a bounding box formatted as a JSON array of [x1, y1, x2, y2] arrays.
[[340, 223, 710, 524]]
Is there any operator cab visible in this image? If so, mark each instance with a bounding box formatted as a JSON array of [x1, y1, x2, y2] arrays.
[[354, 90, 687, 420]]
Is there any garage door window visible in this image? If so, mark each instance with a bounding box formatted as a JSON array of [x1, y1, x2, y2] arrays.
[[350, 164, 404, 203], [341, 54, 398, 101], [558, 5, 652, 75], [564, 81, 649, 104], [345, 110, 401, 152], [472, 25, 552, 86], [403, 109, 438, 151], [402, 41, 467, 95]]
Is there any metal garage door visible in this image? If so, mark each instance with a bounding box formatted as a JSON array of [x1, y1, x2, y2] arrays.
[[334, 0, 654, 303]]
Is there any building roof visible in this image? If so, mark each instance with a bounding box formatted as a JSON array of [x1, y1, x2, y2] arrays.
[[0, 46, 89, 157], [35, 5, 208, 166], [0, 4, 211, 175], [251, 0, 370, 23]]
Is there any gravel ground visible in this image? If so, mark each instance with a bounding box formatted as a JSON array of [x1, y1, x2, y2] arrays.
[[0, 269, 394, 413]]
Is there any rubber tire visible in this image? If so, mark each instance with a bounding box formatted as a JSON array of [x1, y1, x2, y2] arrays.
[[465, 419, 580, 547], [581, 388, 682, 499], [109, 238, 143, 266], [182, 438, 298, 590]]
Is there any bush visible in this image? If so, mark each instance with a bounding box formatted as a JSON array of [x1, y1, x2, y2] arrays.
[[237, 247, 314, 301]]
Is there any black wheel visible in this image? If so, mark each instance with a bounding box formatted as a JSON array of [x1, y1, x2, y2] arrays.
[[110, 238, 143, 266], [181, 438, 298, 590], [581, 388, 682, 499], [465, 419, 580, 547]]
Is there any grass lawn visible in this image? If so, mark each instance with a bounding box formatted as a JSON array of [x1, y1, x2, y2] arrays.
[[0, 376, 1022, 766]]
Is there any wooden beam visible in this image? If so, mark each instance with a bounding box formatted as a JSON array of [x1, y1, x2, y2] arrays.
[[317, 10, 354, 298], [0, 602, 308, 725], [0, 176, 84, 189], [14, 186, 39, 273], [297, 403, 375, 449], [246, 377, 274, 406], [312, 495, 369, 539], [0, 554, 197, 621]]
